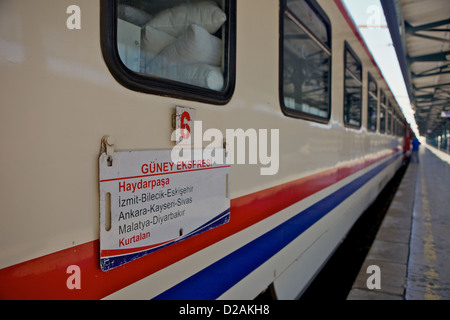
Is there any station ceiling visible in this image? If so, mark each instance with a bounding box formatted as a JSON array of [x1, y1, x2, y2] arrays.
[[381, 0, 450, 137]]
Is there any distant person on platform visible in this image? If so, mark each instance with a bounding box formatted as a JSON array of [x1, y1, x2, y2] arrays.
[[411, 138, 421, 163]]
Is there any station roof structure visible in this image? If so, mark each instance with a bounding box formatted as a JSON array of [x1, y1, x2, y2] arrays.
[[381, 0, 450, 138]]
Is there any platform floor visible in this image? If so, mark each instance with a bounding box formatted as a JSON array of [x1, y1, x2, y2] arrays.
[[347, 144, 450, 300]]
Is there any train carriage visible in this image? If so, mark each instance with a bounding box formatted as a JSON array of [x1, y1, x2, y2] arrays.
[[0, 0, 408, 299]]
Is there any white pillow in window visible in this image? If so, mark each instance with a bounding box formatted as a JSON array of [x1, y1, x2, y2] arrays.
[[149, 63, 224, 91], [147, 1, 227, 37], [149, 23, 222, 70], [141, 26, 176, 62], [118, 5, 152, 26]]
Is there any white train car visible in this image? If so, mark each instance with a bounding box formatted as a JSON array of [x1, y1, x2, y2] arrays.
[[0, 0, 408, 299]]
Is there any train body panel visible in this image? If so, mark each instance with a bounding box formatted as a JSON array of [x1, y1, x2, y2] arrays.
[[0, 0, 407, 299]]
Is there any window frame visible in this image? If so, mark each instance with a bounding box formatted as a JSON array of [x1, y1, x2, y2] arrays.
[[367, 72, 378, 132], [100, 0, 236, 105], [394, 116, 398, 136], [379, 89, 387, 134], [279, 0, 332, 124], [343, 41, 363, 129], [387, 99, 393, 135]]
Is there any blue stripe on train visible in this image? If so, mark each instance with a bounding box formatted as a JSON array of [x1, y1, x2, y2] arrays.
[[153, 153, 401, 300]]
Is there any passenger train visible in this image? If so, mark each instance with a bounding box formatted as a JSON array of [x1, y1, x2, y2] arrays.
[[0, 0, 409, 299]]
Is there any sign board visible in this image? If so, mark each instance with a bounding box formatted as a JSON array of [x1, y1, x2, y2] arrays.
[[99, 148, 230, 271], [174, 106, 196, 145]]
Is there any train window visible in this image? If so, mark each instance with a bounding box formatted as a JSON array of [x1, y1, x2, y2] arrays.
[[380, 89, 386, 106], [392, 108, 397, 136], [367, 73, 378, 132], [399, 120, 404, 137], [379, 105, 386, 133], [393, 117, 398, 136], [399, 122, 405, 137], [379, 89, 386, 134], [280, 0, 332, 122], [387, 100, 392, 135], [101, 0, 236, 105], [343, 43, 362, 128]]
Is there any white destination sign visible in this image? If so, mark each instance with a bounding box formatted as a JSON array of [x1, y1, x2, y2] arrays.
[[99, 148, 230, 271]]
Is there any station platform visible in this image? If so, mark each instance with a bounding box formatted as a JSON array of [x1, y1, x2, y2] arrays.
[[347, 144, 450, 300]]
